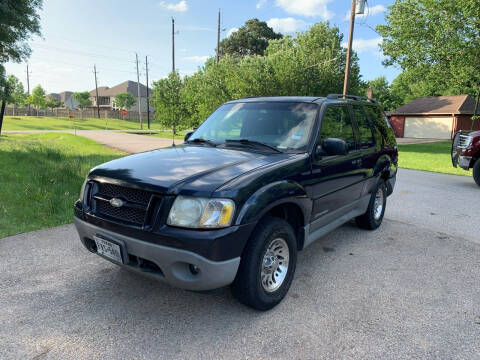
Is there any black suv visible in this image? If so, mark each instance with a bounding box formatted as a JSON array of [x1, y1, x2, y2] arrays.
[[74, 95, 398, 310]]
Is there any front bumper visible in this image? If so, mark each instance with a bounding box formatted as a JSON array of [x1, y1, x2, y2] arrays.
[[74, 217, 241, 291], [459, 156, 472, 170]]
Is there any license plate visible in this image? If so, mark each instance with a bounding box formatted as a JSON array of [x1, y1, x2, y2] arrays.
[[94, 236, 123, 263]]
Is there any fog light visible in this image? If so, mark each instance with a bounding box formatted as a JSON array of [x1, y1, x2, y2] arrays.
[[189, 264, 200, 275]]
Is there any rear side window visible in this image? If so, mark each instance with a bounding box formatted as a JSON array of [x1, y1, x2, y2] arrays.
[[364, 105, 396, 147], [319, 106, 356, 151], [352, 105, 375, 148]]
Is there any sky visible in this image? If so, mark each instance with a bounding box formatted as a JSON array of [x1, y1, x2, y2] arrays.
[[5, 0, 400, 94]]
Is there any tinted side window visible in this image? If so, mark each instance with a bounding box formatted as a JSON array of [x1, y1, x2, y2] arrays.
[[364, 105, 396, 147], [319, 106, 356, 151], [352, 105, 375, 148]]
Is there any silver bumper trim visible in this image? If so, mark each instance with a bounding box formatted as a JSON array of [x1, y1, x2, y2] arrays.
[[74, 217, 240, 291], [459, 156, 472, 170]]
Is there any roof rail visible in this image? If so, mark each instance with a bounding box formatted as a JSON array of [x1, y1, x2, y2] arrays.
[[326, 94, 378, 104]]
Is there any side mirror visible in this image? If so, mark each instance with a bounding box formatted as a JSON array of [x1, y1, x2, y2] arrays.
[[322, 138, 348, 156], [184, 130, 194, 142]]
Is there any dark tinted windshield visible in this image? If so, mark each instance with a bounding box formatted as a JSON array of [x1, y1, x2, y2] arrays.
[[189, 102, 319, 151]]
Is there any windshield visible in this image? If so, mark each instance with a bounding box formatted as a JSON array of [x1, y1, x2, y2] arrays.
[[189, 102, 319, 151]]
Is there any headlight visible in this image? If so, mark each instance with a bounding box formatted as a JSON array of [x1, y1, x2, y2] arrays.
[[79, 178, 88, 200], [167, 196, 235, 229]]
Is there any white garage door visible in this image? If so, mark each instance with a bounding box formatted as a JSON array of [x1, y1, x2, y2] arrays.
[[404, 117, 453, 139]]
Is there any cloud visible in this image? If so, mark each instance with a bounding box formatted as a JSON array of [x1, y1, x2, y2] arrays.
[[182, 56, 210, 63], [256, 0, 267, 9], [227, 27, 239, 37], [275, 0, 333, 19], [267, 18, 308, 34], [342, 37, 383, 55], [344, 4, 386, 21], [159, 0, 188, 12]]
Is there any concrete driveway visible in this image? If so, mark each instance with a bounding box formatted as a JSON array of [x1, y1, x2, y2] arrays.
[[1, 169, 479, 359]]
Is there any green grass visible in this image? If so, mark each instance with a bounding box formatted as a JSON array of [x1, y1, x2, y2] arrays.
[[0, 133, 124, 238], [147, 130, 187, 140], [398, 141, 472, 176], [3, 116, 162, 131]]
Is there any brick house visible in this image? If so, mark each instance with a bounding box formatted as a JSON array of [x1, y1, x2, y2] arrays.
[[89, 80, 153, 113], [389, 95, 480, 139]]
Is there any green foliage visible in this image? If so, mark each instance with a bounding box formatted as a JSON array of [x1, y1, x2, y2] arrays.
[[0, 0, 43, 63], [178, 22, 363, 128], [45, 96, 62, 110], [30, 84, 46, 109], [72, 91, 92, 109], [152, 71, 188, 134], [219, 18, 282, 57], [7, 74, 27, 107], [114, 92, 136, 110], [363, 76, 401, 111], [377, 0, 480, 97]]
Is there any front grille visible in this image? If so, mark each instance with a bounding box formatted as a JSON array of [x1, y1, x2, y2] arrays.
[[90, 181, 155, 227], [97, 182, 151, 205], [96, 198, 147, 225], [458, 134, 472, 149]]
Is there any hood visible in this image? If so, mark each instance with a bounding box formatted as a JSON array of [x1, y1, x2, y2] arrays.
[[88, 145, 292, 197]]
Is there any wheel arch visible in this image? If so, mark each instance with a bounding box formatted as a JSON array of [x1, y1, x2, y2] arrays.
[[234, 180, 312, 250]]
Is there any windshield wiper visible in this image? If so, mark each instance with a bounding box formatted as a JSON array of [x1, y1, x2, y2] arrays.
[[186, 138, 217, 147], [224, 139, 283, 153]]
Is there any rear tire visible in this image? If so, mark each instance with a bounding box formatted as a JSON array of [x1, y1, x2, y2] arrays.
[[473, 160, 480, 186], [231, 216, 297, 311], [355, 180, 387, 230]]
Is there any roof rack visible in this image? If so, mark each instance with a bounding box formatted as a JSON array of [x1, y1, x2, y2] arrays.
[[326, 94, 378, 104]]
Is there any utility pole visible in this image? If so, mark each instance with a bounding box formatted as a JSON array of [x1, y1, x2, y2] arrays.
[[216, 9, 221, 63], [172, 17, 175, 72], [343, 0, 365, 97], [135, 53, 142, 129], [26, 64, 31, 115], [93, 64, 100, 118], [145, 55, 150, 130]]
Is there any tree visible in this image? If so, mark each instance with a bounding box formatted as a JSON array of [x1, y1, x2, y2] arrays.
[[6, 75, 27, 113], [182, 22, 363, 129], [377, 0, 480, 97], [0, 0, 43, 134], [152, 71, 187, 136], [219, 18, 282, 58], [114, 92, 136, 119], [30, 85, 46, 115], [45, 96, 62, 112], [363, 76, 401, 111], [72, 91, 92, 118]]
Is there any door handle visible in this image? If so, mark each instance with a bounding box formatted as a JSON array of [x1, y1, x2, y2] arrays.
[[352, 159, 362, 166]]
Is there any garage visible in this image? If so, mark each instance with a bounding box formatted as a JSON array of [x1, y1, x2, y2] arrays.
[[404, 116, 453, 139], [387, 94, 480, 139]]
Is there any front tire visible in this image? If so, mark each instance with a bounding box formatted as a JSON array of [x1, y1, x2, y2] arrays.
[[231, 216, 297, 311], [356, 180, 387, 230], [473, 160, 480, 186]]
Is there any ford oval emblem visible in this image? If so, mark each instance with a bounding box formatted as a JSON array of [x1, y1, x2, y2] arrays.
[[109, 198, 124, 208]]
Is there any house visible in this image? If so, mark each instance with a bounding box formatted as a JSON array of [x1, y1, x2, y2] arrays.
[[389, 95, 480, 139], [89, 80, 153, 113], [47, 91, 79, 109]]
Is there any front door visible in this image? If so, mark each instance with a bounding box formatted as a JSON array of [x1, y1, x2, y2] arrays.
[[309, 105, 364, 231]]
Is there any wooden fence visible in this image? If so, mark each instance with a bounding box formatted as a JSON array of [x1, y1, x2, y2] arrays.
[[5, 107, 151, 120]]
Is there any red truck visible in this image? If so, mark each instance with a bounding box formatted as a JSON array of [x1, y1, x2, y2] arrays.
[[452, 130, 480, 186]]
